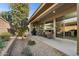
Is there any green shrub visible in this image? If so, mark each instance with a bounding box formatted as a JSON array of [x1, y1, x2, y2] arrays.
[[0, 38, 5, 48], [0, 32, 12, 41], [28, 40, 36, 45], [17, 27, 27, 36]]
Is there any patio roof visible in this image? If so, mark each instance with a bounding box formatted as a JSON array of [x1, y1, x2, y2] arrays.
[[29, 3, 54, 23], [29, 3, 76, 24]]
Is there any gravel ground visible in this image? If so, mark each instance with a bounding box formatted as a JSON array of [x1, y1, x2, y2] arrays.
[[10, 39, 28, 56], [5, 36, 66, 56], [28, 36, 66, 56]]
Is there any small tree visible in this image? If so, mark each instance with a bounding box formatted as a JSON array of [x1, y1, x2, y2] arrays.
[[0, 4, 29, 37], [16, 18, 28, 36], [10, 3, 29, 37]]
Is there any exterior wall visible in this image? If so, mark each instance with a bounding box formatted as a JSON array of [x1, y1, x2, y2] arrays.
[[0, 18, 10, 35], [0, 28, 8, 34], [77, 4, 79, 55]]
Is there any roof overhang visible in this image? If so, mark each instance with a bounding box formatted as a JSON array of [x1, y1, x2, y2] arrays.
[[29, 3, 54, 23], [29, 3, 76, 24]]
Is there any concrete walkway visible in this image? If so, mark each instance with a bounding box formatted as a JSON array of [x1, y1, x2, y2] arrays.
[[30, 36, 77, 56]]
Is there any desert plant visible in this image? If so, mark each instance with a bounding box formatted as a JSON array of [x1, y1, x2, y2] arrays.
[[21, 46, 33, 56], [0, 32, 12, 41], [27, 40, 36, 45]]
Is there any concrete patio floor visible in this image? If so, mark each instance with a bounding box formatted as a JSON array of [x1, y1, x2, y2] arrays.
[[30, 36, 77, 56]]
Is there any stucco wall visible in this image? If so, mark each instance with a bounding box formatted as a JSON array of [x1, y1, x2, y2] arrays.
[[0, 28, 8, 35], [0, 18, 10, 35], [77, 4, 79, 55]]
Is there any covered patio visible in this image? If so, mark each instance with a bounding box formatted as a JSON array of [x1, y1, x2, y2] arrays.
[[28, 3, 77, 55]]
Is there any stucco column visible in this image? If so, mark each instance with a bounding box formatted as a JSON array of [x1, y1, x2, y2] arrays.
[[77, 3, 79, 55], [28, 23, 33, 35], [63, 23, 65, 38], [53, 18, 56, 38]]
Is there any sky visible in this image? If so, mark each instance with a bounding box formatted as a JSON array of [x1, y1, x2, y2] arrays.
[[29, 3, 41, 18], [0, 3, 10, 12], [0, 3, 41, 18]]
